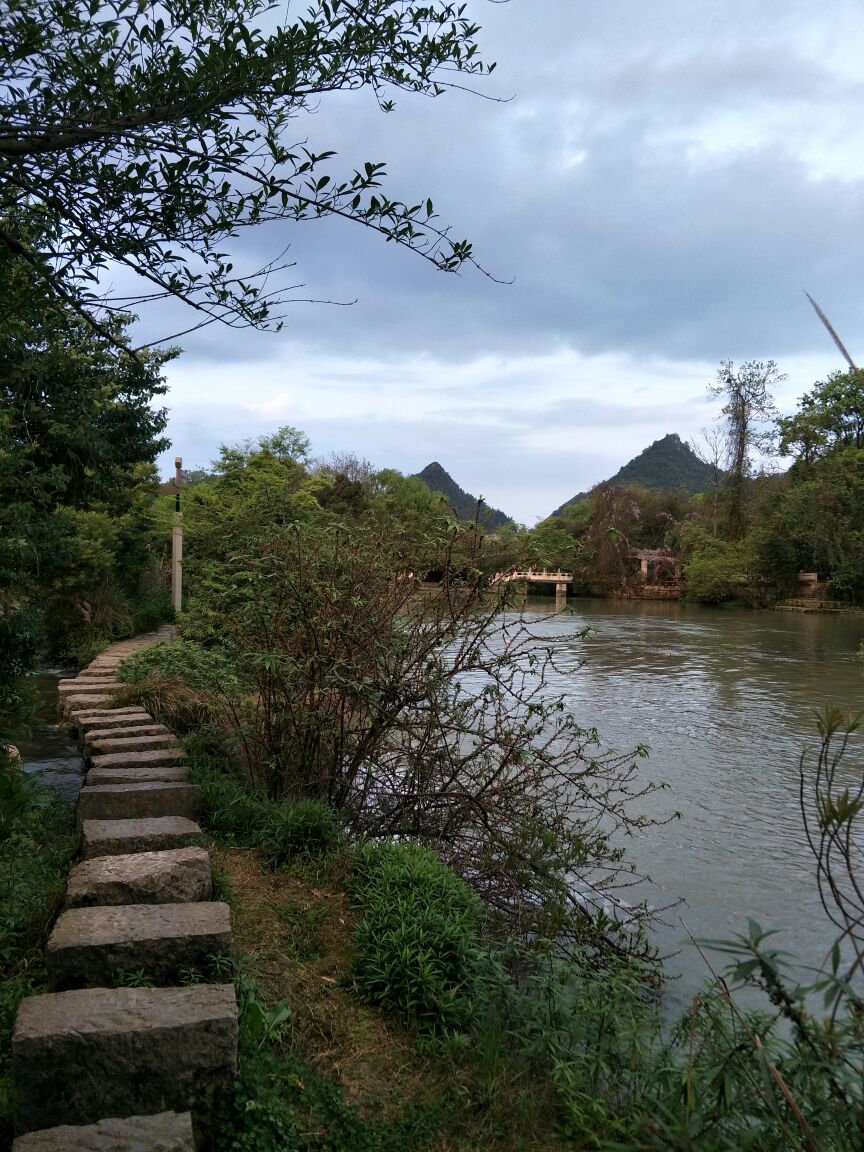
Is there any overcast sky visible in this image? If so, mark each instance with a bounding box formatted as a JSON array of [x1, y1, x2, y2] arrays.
[[136, 0, 864, 523]]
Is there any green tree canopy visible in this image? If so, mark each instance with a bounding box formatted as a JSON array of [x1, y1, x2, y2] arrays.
[[0, 247, 171, 663], [0, 0, 497, 345], [777, 369, 864, 463]]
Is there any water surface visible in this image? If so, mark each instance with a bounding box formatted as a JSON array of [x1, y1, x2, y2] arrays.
[[521, 597, 864, 1002], [16, 671, 85, 804]]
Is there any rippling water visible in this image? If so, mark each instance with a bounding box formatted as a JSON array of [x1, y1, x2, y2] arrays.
[[16, 671, 85, 804], [518, 597, 864, 1002]]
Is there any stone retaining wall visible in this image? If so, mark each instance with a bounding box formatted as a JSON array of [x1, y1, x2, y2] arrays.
[[11, 627, 239, 1150]]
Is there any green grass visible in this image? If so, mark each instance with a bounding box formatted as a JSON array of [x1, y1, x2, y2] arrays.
[[0, 782, 77, 1145]]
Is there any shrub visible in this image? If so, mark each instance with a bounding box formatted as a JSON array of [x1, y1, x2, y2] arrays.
[[186, 758, 269, 846], [347, 840, 485, 1033], [259, 799, 343, 867]]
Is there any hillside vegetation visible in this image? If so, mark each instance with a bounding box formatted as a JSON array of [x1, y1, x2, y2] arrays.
[[550, 433, 718, 516], [414, 461, 513, 530]]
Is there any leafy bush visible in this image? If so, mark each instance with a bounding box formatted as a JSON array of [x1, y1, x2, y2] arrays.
[[117, 639, 244, 736], [347, 840, 485, 1033], [193, 764, 270, 846], [259, 799, 343, 868]]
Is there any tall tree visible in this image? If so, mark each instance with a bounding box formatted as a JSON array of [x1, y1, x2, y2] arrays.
[[708, 360, 782, 538], [0, 0, 497, 346], [0, 246, 170, 661], [777, 369, 864, 464]]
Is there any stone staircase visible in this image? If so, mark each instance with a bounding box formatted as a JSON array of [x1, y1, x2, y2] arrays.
[[11, 627, 239, 1150]]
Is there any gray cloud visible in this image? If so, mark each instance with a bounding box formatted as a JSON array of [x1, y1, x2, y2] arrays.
[[140, 0, 864, 518]]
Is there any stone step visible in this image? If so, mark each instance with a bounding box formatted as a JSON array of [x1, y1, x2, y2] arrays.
[[12, 1111, 195, 1151], [86, 765, 188, 786], [46, 902, 232, 989], [66, 848, 212, 908], [86, 733, 181, 757], [58, 679, 119, 695], [83, 724, 171, 747], [77, 782, 201, 825], [90, 748, 186, 772], [75, 711, 154, 736], [61, 694, 113, 713], [13, 984, 237, 1133], [82, 817, 202, 858]]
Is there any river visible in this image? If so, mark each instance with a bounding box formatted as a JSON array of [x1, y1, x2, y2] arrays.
[[520, 597, 864, 1005]]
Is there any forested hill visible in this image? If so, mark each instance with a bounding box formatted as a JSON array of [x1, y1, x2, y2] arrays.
[[550, 433, 717, 516], [415, 462, 513, 530]]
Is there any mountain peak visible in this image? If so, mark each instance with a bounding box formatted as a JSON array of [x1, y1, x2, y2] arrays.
[[415, 462, 512, 530], [550, 433, 716, 517]]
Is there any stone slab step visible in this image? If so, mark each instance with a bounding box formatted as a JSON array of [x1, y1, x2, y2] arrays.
[[86, 765, 188, 786], [86, 733, 181, 757], [77, 783, 201, 825], [58, 680, 119, 695], [12, 1111, 195, 1151], [66, 848, 211, 908], [90, 748, 186, 771], [75, 711, 154, 736], [82, 818, 202, 858], [83, 724, 171, 748], [13, 984, 237, 1133], [62, 695, 113, 713], [46, 902, 232, 989]]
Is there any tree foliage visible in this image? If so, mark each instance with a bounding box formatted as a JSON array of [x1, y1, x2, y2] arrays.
[[0, 0, 497, 343], [0, 246, 171, 666]]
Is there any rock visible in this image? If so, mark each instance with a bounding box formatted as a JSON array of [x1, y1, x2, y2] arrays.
[[90, 748, 186, 771], [46, 903, 232, 989], [82, 818, 202, 858], [86, 766, 188, 786], [86, 734, 182, 757], [12, 1111, 195, 1151], [12, 984, 237, 1133], [77, 783, 201, 824], [65, 848, 212, 908]]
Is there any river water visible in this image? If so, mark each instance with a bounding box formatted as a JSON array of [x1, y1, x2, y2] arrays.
[[15, 671, 85, 804], [519, 597, 864, 1004]]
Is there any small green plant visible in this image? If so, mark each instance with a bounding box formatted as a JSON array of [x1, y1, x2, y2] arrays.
[[347, 840, 485, 1033], [259, 798, 343, 868], [187, 758, 269, 846], [113, 968, 155, 988], [210, 863, 234, 904]]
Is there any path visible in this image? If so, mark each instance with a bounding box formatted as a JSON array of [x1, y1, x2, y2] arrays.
[[11, 626, 238, 1150]]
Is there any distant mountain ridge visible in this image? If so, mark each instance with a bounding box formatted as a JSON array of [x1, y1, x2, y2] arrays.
[[550, 433, 716, 517], [414, 462, 512, 530]]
